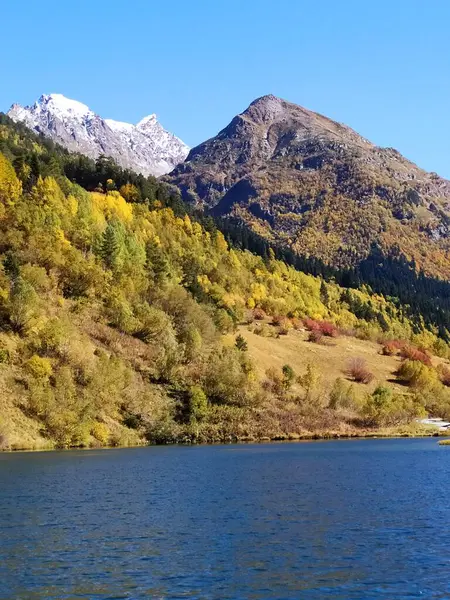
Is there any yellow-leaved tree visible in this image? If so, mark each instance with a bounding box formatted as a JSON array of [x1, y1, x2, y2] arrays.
[[0, 152, 22, 218]]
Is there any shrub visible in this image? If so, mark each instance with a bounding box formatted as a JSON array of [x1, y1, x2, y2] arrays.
[[381, 339, 405, 356], [395, 360, 436, 389], [0, 348, 10, 363], [400, 345, 432, 366], [319, 321, 338, 337], [188, 386, 209, 423], [91, 422, 110, 445], [273, 316, 291, 335], [291, 318, 303, 330], [346, 358, 374, 384], [303, 318, 320, 332], [329, 378, 361, 411], [363, 385, 426, 426], [304, 318, 338, 337], [297, 363, 323, 405], [277, 323, 291, 336], [253, 322, 270, 337], [438, 364, 450, 387], [308, 330, 324, 344], [433, 338, 450, 359], [282, 364, 295, 390], [253, 308, 266, 321], [215, 309, 235, 333], [26, 355, 53, 379], [264, 367, 284, 397]]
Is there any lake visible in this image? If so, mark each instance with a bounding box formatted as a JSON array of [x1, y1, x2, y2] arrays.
[[1, 439, 450, 599]]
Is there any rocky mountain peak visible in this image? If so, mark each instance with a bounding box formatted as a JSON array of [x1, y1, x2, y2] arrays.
[[166, 95, 450, 277], [136, 114, 158, 129], [244, 94, 286, 123]]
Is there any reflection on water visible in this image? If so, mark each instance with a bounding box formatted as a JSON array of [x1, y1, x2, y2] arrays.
[[1, 439, 450, 599]]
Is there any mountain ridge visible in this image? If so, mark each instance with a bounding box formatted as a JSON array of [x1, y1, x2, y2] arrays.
[[8, 93, 189, 176]]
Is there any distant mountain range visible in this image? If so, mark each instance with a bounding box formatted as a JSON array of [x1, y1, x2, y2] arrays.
[[8, 92, 450, 281], [8, 94, 189, 176]]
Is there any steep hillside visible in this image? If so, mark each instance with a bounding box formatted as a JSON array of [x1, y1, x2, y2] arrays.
[[8, 94, 189, 176], [167, 94, 450, 278], [0, 119, 449, 450]]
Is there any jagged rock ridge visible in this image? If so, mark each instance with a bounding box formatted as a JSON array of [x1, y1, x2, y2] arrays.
[[8, 93, 189, 176]]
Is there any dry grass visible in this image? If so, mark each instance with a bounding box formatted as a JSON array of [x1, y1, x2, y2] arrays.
[[234, 324, 406, 394]]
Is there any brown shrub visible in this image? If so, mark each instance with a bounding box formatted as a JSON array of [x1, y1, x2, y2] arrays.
[[272, 315, 291, 332], [253, 308, 266, 321], [346, 358, 374, 384], [291, 318, 303, 330], [308, 330, 324, 344]]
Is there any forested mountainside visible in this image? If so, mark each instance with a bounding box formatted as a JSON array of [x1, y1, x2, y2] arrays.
[[0, 115, 449, 450], [8, 93, 189, 176], [167, 95, 450, 334]]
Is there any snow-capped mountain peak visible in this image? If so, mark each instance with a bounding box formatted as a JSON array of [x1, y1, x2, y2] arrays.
[[39, 93, 92, 118], [7, 94, 189, 177]]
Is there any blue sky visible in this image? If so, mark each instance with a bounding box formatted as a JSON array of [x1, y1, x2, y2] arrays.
[[3, 0, 450, 176]]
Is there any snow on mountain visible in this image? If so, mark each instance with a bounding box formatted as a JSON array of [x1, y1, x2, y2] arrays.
[[7, 94, 189, 177]]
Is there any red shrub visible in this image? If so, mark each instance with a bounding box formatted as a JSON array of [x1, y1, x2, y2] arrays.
[[400, 345, 432, 366], [318, 321, 338, 337], [346, 358, 374, 384], [304, 318, 338, 337], [303, 318, 320, 332]]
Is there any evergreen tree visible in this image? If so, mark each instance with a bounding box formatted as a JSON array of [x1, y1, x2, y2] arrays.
[[146, 239, 170, 284], [100, 222, 122, 270]]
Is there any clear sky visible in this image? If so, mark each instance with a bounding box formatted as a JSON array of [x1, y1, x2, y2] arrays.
[[3, 0, 450, 176]]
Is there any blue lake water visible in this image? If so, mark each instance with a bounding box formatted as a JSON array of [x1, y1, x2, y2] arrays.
[[1, 439, 450, 599]]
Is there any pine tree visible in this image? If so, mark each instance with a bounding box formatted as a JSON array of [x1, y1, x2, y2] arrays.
[[235, 334, 248, 352], [146, 240, 169, 284], [100, 222, 121, 270], [320, 280, 330, 307]]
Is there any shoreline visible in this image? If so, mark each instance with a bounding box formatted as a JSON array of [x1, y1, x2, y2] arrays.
[[1, 428, 448, 454]]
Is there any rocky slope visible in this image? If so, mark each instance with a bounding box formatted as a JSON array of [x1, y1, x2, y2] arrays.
[[8, 94, 189, 176], [167, 95, 450, 277]]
